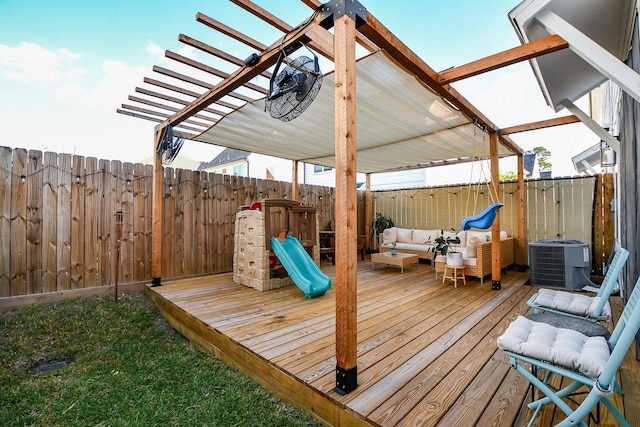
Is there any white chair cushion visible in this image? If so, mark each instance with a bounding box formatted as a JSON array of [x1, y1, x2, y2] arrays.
[[497, 316, 610, 379], [534, 289, 611, 321]]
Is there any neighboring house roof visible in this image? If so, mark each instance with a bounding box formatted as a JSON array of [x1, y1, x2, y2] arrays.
[[198, 148, 250, 171]]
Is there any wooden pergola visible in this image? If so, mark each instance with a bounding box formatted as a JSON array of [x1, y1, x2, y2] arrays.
[[119, 0, 582, 393]]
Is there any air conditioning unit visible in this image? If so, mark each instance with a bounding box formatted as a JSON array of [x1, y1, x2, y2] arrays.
[[529, 239, 592, 290]]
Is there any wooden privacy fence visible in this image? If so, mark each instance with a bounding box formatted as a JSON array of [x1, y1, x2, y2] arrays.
[[0, 146, 612, 301], [0, 147, 365, 299]]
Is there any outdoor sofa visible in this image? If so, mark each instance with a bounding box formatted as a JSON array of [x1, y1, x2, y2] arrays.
[[379, 227, 515, 284]]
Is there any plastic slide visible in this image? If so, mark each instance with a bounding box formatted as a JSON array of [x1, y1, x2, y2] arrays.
[[270, 235, 331, 298]]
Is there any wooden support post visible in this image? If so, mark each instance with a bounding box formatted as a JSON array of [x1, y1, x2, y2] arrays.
[[593, 173, 614, 276], [365, 173, 371, 252], [151, 129, 163, 286], [334, 12, 358, 395], [291, 160, 299, 202], [489, 131, 501, 289], [517, 154, 527, 270]]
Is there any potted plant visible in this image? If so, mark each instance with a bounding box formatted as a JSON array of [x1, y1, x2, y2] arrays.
[[372, 212, 394, 248], [429, 229, 462, 266]]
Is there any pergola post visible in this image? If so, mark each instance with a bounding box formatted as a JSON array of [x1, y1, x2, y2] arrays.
[[151, 127, 163, 286], [365, 173, 371, 252], [517, 154, 527, 270], [333, 11, 358, 395], [291, 160, 299, 201], [489, 130, 501, 289]]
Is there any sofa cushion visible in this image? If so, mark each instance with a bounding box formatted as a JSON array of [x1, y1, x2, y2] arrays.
[[396, 228, 413, 243], [382, 228, 397, 245], [395, 243, 435, 253], [484, 231, 508, 241], [412, 229, 437, 244], [466, 233, 487, 258]]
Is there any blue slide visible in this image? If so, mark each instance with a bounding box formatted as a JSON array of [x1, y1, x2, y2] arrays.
[[270, 235, 331, 298]]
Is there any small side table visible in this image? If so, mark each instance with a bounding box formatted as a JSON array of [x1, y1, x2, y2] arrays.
[[443, 264, 466, 288]]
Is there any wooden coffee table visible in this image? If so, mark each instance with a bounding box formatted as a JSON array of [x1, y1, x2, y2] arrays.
[[370, 252, 419, 273]]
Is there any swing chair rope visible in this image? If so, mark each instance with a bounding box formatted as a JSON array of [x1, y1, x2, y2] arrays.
[[465, 119, 494, 217]]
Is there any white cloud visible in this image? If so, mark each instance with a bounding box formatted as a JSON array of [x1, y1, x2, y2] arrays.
[[0, 42, 87, 85], [177, 45, 196, 60], [146, 41, 164, 58]]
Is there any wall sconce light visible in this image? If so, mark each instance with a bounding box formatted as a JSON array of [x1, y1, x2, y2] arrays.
[[601, 141, 616, 167]]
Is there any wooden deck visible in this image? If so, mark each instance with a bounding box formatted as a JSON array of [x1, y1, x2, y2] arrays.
[[147, 258, 639, 426]]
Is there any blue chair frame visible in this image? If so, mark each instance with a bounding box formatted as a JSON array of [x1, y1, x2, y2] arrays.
[[527, 248, 629, 322], [500, 276, 640, 427]]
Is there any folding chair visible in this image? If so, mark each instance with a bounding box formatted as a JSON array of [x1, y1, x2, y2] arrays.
[[498, 276, 640, 427], [527, 248, 629, 322]]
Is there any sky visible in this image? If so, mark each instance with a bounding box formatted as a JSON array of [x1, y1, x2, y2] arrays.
[[0, 0, 599, 176]]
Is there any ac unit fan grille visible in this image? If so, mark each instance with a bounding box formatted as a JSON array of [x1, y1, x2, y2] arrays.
[[530, 246, 566, 287]]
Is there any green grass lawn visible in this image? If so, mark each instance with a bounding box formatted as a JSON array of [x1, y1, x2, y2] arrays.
[[0, 292, 324, 426]]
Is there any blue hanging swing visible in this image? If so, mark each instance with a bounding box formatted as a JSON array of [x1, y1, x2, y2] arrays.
[[461, 202, 504, 230]]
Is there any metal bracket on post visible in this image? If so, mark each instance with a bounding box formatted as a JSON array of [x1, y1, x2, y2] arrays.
[[151, 277, 162, 287], [335, 365, 358, 395], [319, 0, 367, 30], [492, 280, 501, 290]]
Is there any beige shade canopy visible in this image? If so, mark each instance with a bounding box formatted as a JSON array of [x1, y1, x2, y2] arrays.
[[194, 50, 517, 174]]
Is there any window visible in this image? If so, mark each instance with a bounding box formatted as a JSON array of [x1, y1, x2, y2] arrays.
[[233, 164, 244, 176], [314, 165, 332, 173]]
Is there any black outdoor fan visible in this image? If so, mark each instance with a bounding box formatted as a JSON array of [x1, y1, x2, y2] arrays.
[[265, 45, 323, 122], [156, 125, 184, 165]]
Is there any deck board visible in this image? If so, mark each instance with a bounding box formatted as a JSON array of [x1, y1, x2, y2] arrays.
[[147, 259, 638, 426]]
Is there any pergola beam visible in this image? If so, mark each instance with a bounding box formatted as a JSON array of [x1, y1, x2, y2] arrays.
[[120, 104, 212, 131], [166, 48, 269, 94], [135, 87, 227, 117], [143, 77, 238, 111], [437, 34, 568, 85], [165, 11, 325, 127], [230, 0, 335, 61], [152, 65, 256, 103], [500, 115, 580, 135], [196, 12, 267, 52], [128, 95, 219, 124]]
